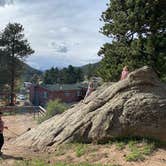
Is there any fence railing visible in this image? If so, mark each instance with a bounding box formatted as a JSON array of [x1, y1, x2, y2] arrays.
[[0, 105, 47, 119]]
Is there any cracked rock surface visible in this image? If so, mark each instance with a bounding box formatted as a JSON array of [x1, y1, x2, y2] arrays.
[[14, 66, 166, 150]]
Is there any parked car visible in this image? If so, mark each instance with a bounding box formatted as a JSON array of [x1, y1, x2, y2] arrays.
[[18, 94, 26, 100]]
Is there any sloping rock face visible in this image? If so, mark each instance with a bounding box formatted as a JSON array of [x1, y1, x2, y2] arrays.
[[14, 66, 166, 150]]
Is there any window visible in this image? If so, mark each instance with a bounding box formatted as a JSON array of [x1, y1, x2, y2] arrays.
[[43, 92, 48, 99], [64, 92, 70, 97], [77, 91, 80, 96]]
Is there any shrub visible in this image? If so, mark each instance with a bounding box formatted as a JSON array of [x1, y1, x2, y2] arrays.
[[38, 99, 68, 123]]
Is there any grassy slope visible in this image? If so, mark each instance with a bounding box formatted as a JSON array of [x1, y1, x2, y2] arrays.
[[14, 138, 166, 166]]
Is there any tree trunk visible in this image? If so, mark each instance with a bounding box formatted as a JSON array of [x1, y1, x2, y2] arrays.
[[10, 43, 15, 106]]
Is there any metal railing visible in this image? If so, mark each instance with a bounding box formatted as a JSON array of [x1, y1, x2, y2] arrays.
[[0, 105, 47, 119]]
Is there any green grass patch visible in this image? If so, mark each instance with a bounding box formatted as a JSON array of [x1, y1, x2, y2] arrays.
[[54, 143, 99, 158], [141, 142, 155, 155], [14, 159, 50, 166], [74, 143, 101, 157], [128, 140, 137, 151], [55, 143, 74, 156], [14, 137, 164, 165], [75, 144, 87, 157], [54, 163, 118, 166], [106, 136, 164, 162], [115, 141, 126, 150], [125, 139, 157, 161], [125, 150, 145, 161]]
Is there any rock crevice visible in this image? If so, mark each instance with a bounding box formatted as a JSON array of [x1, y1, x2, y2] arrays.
[[14, 66, 166, 150]]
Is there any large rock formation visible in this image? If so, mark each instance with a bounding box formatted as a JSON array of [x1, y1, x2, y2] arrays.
[[14, 66, 166, 150]]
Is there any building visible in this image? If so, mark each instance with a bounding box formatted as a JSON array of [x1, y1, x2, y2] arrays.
[[29, 83, 88, 106]]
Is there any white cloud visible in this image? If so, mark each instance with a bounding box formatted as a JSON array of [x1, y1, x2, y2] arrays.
[[50, 41, 69, 53], [0, 0, 108, 70], [0, 0, 13, 6]]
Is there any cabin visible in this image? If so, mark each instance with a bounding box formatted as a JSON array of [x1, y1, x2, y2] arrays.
[[29, 83, 88, 106]]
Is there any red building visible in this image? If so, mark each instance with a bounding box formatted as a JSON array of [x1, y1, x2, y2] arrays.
[[29, 83, 88, 106]]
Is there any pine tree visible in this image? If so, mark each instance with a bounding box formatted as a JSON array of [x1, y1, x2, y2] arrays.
[[0, 50, 10, 89], [98, 0, 166, 81], [0, 23, 34, 105]]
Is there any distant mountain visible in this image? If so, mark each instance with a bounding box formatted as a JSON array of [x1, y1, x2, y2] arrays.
[[21, 62, 99, 83], [21, 63, 43, 82]]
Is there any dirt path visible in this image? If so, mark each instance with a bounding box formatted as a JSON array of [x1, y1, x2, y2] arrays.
[[0, 114, 165, 166], [0, 114, 38, 166]]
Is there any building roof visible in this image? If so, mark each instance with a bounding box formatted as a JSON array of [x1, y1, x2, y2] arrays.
[[41, 83, 88, 91]]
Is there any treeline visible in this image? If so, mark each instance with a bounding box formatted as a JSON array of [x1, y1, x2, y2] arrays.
[[43, 65, 84, 84]]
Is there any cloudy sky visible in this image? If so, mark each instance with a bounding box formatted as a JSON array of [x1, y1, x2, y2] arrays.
[[0, 0, 108, 70]]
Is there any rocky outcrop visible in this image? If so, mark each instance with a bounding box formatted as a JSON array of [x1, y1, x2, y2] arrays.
[[14, 66, 166, 150]]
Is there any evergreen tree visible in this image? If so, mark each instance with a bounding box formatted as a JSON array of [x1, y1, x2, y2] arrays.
[[44, 67, 59, 84], [98, 0, 166, 81], [86, 63, 97, 80], [75, 68, 84, 82], [43, 65, 84, 84], [0, 23, 34, 105], [66, 65, 77, 83], [0, 50, 10, 89], [59, 67, 68, 84]]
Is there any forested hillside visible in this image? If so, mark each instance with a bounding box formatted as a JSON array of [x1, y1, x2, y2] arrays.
[[21, 63, 43, 82]]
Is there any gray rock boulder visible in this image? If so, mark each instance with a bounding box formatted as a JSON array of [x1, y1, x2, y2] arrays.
[[14, 66, 166, 150]]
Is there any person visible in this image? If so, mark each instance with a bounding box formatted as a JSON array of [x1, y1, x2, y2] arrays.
[[84, 81, 94, 100], [120, 66, 129, 80], [0, 112, 8, 155]]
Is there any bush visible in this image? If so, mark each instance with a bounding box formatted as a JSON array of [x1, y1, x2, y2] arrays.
[[38, 99, 68, 123]]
